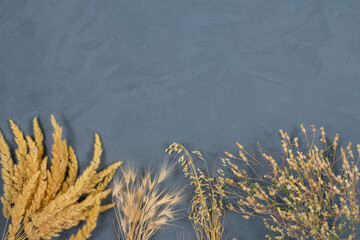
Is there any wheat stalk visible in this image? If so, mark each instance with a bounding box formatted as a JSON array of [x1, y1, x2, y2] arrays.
[[166, 143, 225, 240]]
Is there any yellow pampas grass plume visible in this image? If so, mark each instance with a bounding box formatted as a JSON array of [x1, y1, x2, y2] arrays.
[[0, 115, 122, 240]]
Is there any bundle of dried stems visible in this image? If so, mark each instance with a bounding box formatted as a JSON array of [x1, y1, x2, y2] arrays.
[[166, 143, 225, 240], [223, 125, 360, 240], [0, 115, 122, 240], [112, 161, 183, 240]]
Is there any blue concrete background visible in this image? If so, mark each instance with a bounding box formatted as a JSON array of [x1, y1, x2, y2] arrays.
[[1, 0, 360, 239]]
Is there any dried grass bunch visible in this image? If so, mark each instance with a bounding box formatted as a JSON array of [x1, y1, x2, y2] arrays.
[[166, 143, 225, 240], [223, 125, 360, 240], [112, 161, 183, 240], [0, 115, 122, 240]]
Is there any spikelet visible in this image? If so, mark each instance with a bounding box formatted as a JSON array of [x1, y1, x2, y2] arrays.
[[0, 115, 122, 240], [0, 130, 14, 218]]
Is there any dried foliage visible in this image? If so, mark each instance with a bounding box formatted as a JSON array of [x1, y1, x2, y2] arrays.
[[223, 125, 360, 240], [0, 115, 122, 240], [166, 143, 225, 240], [112, 161, 183, 240]]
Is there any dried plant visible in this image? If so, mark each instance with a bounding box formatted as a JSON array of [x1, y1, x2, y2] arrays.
[[112, 161, 183, 240], [223, 125, 360, 240], [166, 143, 225, 240], [0, 115, 123, 240]]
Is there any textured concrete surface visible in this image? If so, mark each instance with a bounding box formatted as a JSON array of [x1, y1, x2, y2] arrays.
[[1, 0, 360, 239]]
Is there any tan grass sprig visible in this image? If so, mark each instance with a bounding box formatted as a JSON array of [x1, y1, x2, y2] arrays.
[[166, 143, 225, 240], [223, 125, 360, 240], [112, 161, 183, 240], [1, 115, 122, 240]]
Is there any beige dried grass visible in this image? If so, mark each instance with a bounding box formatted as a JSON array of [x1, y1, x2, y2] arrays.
[[223, 125, 360, 240], [166, 143, 225, 240], [112, 161, 183, 240]]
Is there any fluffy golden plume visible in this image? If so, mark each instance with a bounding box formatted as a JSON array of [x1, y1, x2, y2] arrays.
[[69, 197, 101, 240], [9, 120, 27, 195], [0, 115, 122, 240], [61, 146, 78, 193], [42, 115, 69, 205], [7, 172, 40, 240], [0, 131, 14, 219], [32, 118, 43, 162]]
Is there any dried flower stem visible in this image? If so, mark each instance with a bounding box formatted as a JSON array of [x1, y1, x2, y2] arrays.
[[224, 125, 360, 240], [166, 143, 225, 240]]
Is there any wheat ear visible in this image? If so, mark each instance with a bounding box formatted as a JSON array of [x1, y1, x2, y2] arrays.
[[43, 115, 69, 204], [24, 156, 48, 222], [90, 161, 123, 195], [0, 130, 14, 219], [9, 120, 27, 195], [32, 118, 43, 161], [69, 198, 101, 240], [30, 133, 103, 229], [61, 146, 78, 192], [24, 136, 39, 180], [7, 172, 40, 240]]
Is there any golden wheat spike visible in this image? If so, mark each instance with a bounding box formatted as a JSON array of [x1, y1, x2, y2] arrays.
[[7, 172, 40, 240], [60, 145, 79, 193], [44, 115, 69, 204], [0, 130, 14, 219], [69, 198, 101, 240], [24, 136, 39, 179], [92, 133, 102, 170], [33, 189, 111, 237], [9, 120, 28, 193], [1, 116, 120, 240], [24, 157, 48, 223], [68, 133, 103, 194], [90, 161, 123, 195], [55, 189, 112, 224], [0, 129, 15, 219], [70, 133, 103, 186], [32, 118, 43, 161], [80, 202, 115, 220], [30, 133, 104, 229], [12, 164, 23, 195]]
